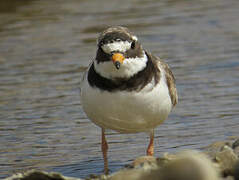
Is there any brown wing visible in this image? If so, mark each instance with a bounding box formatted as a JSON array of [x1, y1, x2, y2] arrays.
[[147, 51, 178, 107], [161, 60, 178, 107]]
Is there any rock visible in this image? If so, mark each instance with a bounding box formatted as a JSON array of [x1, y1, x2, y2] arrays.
[[222, 176, 235, 180], [4, 170, 82, 180], [234, 160, 239, 180], [158, 150, 219, 180], [232, 139, 239, 157], [234, 147, 239, 157], [109, 156, 159, 180], [85, 174, 108, 180], [213, 146, 238, 177], [109, 150, 220, 180], [108, 167, 156, 180], [204, 141, 233, 156], [132, 156, 157, 167], [5, 139, 239, 180], [232, 139, 239, 149], [203, 139, 238, 178]]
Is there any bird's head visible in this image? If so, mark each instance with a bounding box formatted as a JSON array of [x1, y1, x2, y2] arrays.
[[94, 26, 147, 79]]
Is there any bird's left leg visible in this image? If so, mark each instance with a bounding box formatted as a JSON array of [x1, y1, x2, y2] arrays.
[[146, 130, 154, 156], [101, 128, 109, 174]]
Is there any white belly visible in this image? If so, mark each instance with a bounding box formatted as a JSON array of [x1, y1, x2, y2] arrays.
[[81, 74, 172, 133]]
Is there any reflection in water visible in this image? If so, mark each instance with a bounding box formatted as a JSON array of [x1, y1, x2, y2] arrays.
[[0, 0, 239, 178]]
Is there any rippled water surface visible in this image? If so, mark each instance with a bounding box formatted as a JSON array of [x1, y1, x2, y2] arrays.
[[0, 0, 239, 178]]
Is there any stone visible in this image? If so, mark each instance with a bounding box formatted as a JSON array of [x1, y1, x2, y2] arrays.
[[4, 170, 81, 180], [109, 150, 220, 180], [234, 160, 239, 180], [213, 146, 238, 177], [132, 156, 157, 168], [6, 140, 239, 180], [159, 150, 219, 180]]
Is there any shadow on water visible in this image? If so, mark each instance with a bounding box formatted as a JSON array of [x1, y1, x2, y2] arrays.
[[0, 0, 239, 179]]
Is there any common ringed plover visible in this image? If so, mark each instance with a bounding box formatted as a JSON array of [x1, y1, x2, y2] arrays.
[[80, 26, 178, 174]]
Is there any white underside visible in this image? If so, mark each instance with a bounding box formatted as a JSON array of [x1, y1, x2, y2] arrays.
[[81, 64, 172, 133]]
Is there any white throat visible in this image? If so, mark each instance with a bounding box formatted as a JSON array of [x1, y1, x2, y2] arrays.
[[94, 52, 148, 79]]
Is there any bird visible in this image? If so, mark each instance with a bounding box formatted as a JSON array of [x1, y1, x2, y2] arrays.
[[80, 26, 178, 174]]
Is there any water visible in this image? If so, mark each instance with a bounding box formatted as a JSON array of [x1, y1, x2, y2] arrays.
[[0, 0, 239, 178]]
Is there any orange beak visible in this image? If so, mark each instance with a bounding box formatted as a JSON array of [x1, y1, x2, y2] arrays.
[[112, 53, 125, 69]]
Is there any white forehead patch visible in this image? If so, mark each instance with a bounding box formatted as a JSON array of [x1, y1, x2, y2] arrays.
[[101, 41, 131, 54]]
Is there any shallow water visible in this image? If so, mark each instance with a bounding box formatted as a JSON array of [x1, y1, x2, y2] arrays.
[[0, 0, 239, 178]]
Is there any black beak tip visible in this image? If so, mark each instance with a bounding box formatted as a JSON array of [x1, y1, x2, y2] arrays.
[[115, 61, 121, 70]]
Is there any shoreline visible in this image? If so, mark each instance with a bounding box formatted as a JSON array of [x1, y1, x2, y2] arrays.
[[5, 137, 239, 180]]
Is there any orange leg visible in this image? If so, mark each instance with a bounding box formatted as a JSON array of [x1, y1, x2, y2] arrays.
[[101, 129, 109, 174], [146, 130, 154, 156]]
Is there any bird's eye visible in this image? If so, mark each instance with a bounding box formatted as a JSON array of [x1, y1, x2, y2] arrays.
[[131, 41, 136, 49]]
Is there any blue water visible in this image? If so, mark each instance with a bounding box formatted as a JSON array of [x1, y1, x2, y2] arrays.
[[0, 0, 239, 178]]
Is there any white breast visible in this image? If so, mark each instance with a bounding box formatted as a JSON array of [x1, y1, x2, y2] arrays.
[[80, 66, 172, 133]]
